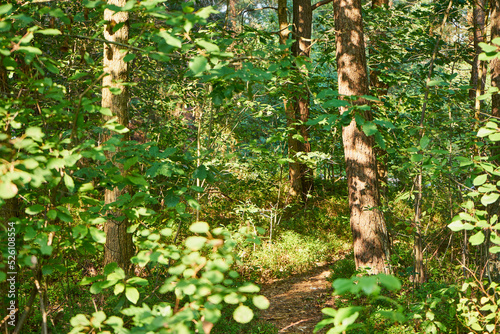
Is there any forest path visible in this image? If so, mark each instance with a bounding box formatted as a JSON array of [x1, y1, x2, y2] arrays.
[[257, 264, 335, 333]]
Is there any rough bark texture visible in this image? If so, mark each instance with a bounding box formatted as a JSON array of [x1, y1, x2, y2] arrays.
[[102, 0, 134, 270], [226, 0, 238, 32], [288, 0, 313, 201], [469, 0, 486, 107], [333, 0, 390, 274], [278, 0, 289, 45]]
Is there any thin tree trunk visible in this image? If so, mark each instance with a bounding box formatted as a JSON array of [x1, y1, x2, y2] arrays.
[[333, 0, 390, 274], [487, 0, 500, 281], [288, 0, 313, 201], [369, 0, 389, 198], [226, 0, 238, 32], [470, 0, 486, 118], [102, 0, 134, 270], [278, 0, 289, 45]]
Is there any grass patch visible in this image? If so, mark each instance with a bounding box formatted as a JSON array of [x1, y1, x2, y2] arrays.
[[242, 230, 350, 280]]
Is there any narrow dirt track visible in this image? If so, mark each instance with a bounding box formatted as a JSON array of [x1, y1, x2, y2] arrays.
[[258, 264, 335, 333]]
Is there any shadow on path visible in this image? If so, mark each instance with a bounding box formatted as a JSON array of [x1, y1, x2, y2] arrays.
[[258, 264, 334, 333]]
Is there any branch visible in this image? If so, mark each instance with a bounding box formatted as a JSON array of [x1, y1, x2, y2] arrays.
[[312, 0, 334, 11]]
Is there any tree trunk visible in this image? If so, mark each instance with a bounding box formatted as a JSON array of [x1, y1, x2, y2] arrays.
[[226, 0, 238, 32], [102, 0, 134, 270], [278, 0, 289, 45], [487, 0, 500, 281], [470, 0, 486, 116], [288, 0, 313, 201], [333, 0, 390, 274], [368, 0, 389, 199]]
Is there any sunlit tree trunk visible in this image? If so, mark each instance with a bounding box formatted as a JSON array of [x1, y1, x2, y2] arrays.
[[470, 0, 486, 118], [102, 0, 134, 270], [278, 0, 289, 45], [226, 0, 238, 32], [333, 0, 390, 274], [288, 0, 313, 201]]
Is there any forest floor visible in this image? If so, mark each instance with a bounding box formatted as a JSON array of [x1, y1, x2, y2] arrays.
[[257, 263, 336, 333]]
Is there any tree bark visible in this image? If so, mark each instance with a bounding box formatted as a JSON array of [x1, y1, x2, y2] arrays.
[[278, 0, 289, 45], [469, 0, 486, 115], [487, 0, 500, 281], [333, 0, 390, 274], [368, 0, 389, 198], [226, 0, 238, 32], [102, 0, 134, 270], [288, 0, 313, 201]]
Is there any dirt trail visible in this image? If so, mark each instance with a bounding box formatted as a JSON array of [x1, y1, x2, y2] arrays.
[[258, 264, 334, 333]]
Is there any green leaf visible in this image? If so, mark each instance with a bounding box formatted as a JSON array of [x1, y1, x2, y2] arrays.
[[0, 180, 17, 199], [123, 53, 136, 62], [35, 29, 62, 35], [420, 135, 430, 149], [448, 220, 466, 232], [481, 193, 499, 206], [90, 311, 107, 328], [189, 56, 208, 76], [125, 286, 139, 304], [238, 283, 260, 293], [26, 204, 44, 215], [479, 42, 498, 53], [252, 295, 270, 310], [469, 231, 485, 246], [233, 305, 253, 324], [196, 39, 219, 52], [473, 174, 488, 186], [64, 173, 75, 192], [411, 154, 423, 162], [490, 246, 500, 254], [70, 314, 90, 327], [189, 222, 210, 234], [193, 165, 208, 180], [0, 4, 13, 15], [89, 227, 106, 244], [362, 121, 378, 136], [158, 30, 182, 48], [377, 274, 401, 291], [17, 46, 42, 55], [185, 236, 207, 250], [26, 127, 45, 140]]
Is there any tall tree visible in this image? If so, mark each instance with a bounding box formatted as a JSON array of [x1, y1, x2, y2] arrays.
[[470, 0, 486, 117], [333, 0, 390, 274], [287, 0, 313, 201], [487, 0, 500, 280], [278, 0, 289, 45], [368, 0, 389, 198], [102, 0, 134, 270]]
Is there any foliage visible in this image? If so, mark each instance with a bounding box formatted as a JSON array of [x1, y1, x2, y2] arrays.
[[314, 274, 404, 334]]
